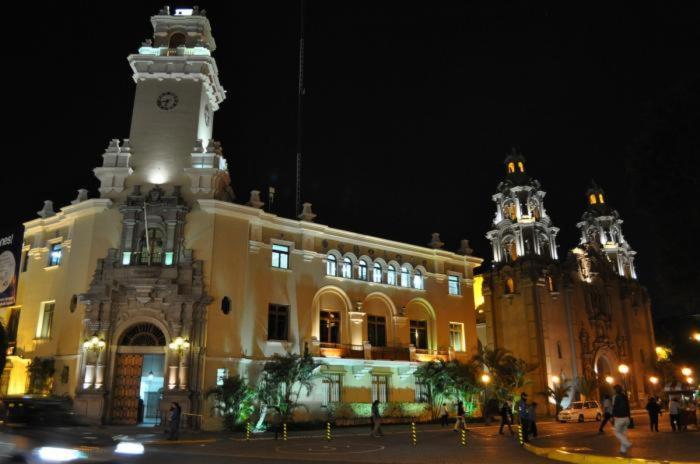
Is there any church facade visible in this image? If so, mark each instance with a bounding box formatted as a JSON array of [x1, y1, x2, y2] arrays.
[[1, 10, 482, 427], [478, 151, 656, 413], [0, 9, 655, 427]]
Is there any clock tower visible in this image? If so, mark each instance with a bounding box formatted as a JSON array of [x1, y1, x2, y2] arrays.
[[94, 7, 230, 201]]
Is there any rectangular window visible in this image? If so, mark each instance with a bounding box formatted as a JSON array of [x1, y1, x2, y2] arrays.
[[7, 308, 20, 345], [372, 375, 388, 403], [320, 311, 340, 344], [410, 320, 428, 349], [448, 275, 460, 295], [216, 368, 229, 386], [267, 304, 289, 341], [367, 315, 386, 347], [415, 378, 429, 402], [49, 243, 62, 266], [36, 301, 55, 339], [323, 373, 342, 405], [449, 322, 464, 352], [271, 244, 290, 269]]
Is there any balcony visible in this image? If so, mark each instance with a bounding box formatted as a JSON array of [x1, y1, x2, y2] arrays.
[[319, 343, 365, 359], [314, 341, 452, 363]]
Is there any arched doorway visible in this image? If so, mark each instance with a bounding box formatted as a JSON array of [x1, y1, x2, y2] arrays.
[[594, 352, 616, 400], [111, 323, 166, 425]]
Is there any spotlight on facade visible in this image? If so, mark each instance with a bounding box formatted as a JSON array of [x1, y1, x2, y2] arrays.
[[649, 376, 659, 385], [605, 375, 614, 385], [551, 375, 560, 385], [169, 336, 191, 352], [480, 373, 491, 385], [681, 367, 692, 377], [618, 364, 629, 375], [83, 335, 106, 352]]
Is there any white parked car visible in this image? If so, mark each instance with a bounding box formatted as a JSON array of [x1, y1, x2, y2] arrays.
[[558, 401, 603, 423]]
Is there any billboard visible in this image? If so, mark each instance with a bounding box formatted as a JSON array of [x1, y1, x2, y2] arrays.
[[0, 226, 23, 308]]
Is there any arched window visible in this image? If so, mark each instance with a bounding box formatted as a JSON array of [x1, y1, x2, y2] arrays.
[[505, 277, 515, 294], [120, 323, 166, 346], [507, 162, 515, 173], [342, 257, 352, 278], [168, 32, 186, 49], [598, 194, 604, 204], [400, 266, 411, 288], [140, 228, 164, 264], [518, 161, 525, 173], [387, 265, 397, 285], [373, 263, 382, 283], [589, 194, 597, 205], [413, 270, 423, 290], [326, 255, 337, 276], [358, 260, 368, 280], [503, 239, 517, 262]]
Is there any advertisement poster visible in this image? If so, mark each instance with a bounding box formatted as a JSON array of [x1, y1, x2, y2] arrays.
[[0, 226, 23, 308]]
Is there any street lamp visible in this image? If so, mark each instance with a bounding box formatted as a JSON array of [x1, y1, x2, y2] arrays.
[[649, 376, 659, 385], [480, 373, 491, 423], [83, 335, 106, 352], [168, 336, 191, 352], [552, 375, 560, 385], [692, 332, 700, 342], [481, 373, 491, 385], [681, 367, 692, 377], [618, 364, 630, 396], [605, 375, 614, 385], [687, 377, 695, 385]]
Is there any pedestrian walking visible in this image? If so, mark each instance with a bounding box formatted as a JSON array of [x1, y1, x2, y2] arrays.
[[168, 402, 181, 441], [272, 406, 282, 440], [440, 403, 450, 427], [612, 384, 632, 455], [646, 397, 660, 432], [370, 400, 384, 437], [517, 392, 530, 443], [453, 400, 466, 431], [499, 400, 514, 435], [528, 402, 538, 439], [669, 396, 681, 431], [598, 394, 613, 434]]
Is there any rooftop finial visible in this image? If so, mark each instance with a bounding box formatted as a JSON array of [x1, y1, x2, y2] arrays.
[[298, 202, 316, 222], [428, 233, 444, 249]]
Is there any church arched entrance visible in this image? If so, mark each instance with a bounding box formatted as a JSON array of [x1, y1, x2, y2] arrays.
[[594, 352, 616, 400], [111, 323, 166, 425]]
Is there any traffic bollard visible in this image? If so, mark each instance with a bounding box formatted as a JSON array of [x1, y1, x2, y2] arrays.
[[410, 422, 417, 446], [283, 422, 288, 441], [246, 421, 251, 441], [325, 421, 332, 441], [460, 428, 467, 446], [517, 423, 523, 445]]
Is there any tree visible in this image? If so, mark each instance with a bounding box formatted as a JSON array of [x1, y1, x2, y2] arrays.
[[575, 376, 598, 401], [473, 347, 537, 403], [543, 381, 572, 417], [415, 360, 454, 420], [255, 347, 320, 428], [206, 375, 256, 431]]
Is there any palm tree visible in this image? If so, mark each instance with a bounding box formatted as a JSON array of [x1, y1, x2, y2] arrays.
[[575, 376, 598, 401], [543, 382, 572, 416], [206, 375, 255, 431]]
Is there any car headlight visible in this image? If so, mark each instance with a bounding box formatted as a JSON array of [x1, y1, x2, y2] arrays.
[[34, 446, 88, 462], [115, 441, 145, 455]]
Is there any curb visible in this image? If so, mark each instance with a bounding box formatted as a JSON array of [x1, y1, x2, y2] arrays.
[[145, 438, 217, 446], [523, 443, 700, 464]]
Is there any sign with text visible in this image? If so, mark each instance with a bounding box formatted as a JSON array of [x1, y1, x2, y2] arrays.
[[0, 226, 23, 308]]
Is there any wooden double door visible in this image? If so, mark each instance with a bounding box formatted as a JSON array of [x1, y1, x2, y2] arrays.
[[111, 354, 144, 425]]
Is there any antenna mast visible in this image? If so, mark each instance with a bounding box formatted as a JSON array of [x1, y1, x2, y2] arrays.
[[295, 0, 306, 217]]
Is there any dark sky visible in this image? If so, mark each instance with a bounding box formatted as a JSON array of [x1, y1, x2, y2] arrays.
[[4, 2, 700, 319]]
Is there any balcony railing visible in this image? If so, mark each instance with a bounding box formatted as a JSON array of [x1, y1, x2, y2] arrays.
[[371, 345, 411, 361], [319, 343, 365, 359], [314, 342, 453, 362]]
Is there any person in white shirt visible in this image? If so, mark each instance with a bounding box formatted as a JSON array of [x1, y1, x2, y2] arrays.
[[669, 397, 681, 431]]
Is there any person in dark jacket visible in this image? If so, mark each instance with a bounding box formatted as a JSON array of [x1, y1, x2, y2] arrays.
[[612, 385, 632, 454], [453, 401, 466, 431], [598, 394, 613, 433], [370, 400, 383, 437], [646, 397, 661, 432], [517, 392, 530, 442], [528, 402, 538, 438], [499, 400, 514, 435], [168, 402, 181, 441]]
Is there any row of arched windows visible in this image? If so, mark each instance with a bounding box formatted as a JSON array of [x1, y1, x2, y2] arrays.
[[326, 253, 425, 290]]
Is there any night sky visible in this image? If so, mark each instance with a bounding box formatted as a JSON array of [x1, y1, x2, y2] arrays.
[[4, 2, 700, 324]]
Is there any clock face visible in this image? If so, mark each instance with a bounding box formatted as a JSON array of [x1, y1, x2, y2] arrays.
[[156, 92, 179, 110]]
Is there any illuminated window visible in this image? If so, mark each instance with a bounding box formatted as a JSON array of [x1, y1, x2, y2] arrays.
[[372, 375, 388, 402], [387, 265, 397, 285], [507, 162, 515, 173], [36, 301, 55, 339], [323, 373, 342, 405], [401, 266, 411, 287], [271, 244, 290, 269], [342, 257, 352, 278], [358, 260, 368, 280], [413, 270, 423, 289], [326, 255, 337, 276], [410, 319, 428, 349], [216, 368, 229, 386], [505, 277, 515, 294], [546, 275, 555, 292], [598, 194, 604, 204], [589, 194, 597, 205], [448, 275, 460, 295], [373, 263, 382, 283], [415, 378, 429, 402], [518, 161, 525, 172], [320, 311, 340, 344], [449, 322, 465, 352], [48, 243, 62, 266], [367, 315, 386, 347]]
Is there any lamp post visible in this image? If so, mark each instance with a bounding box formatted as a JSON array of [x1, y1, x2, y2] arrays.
[[618, 364, 630, 397], [681, 367, 692, 378], [605, 375, 614, 386], [480, 373, 491, 424], [83, 335, 106, 352], [168, 336, 191, 390], [692, 332, 700, 343]]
